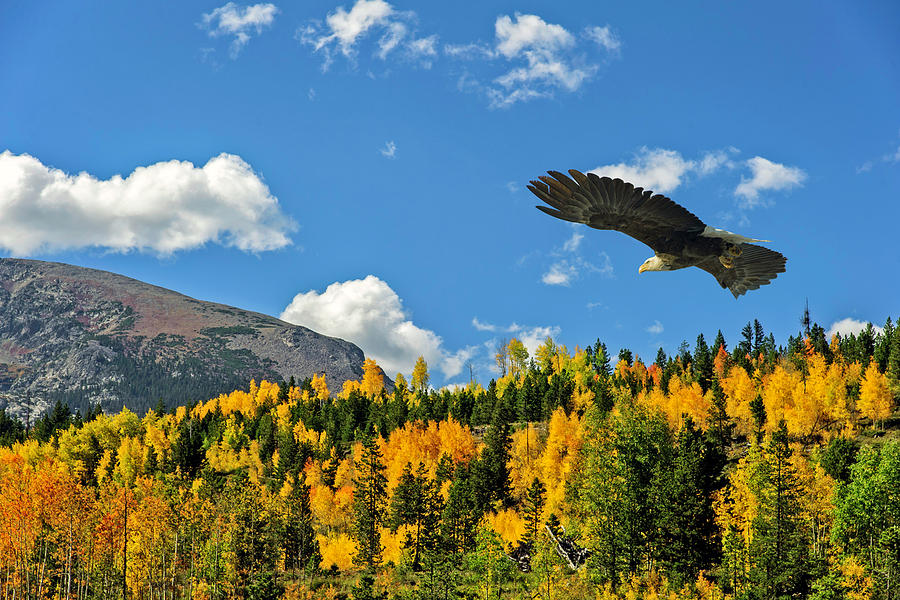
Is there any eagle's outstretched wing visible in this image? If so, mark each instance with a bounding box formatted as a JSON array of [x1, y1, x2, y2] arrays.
[[528, 169, 707, 252], [696, 244, 787, 298]]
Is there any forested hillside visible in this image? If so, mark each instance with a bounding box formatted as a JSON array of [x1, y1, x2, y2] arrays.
[[1, 317, 899, 600]]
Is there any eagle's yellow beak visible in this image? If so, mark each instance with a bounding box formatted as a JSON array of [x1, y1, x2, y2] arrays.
[[638, 263, 648, 274]]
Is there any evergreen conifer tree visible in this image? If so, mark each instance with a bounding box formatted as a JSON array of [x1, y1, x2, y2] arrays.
[[353, 430, 388, 569]]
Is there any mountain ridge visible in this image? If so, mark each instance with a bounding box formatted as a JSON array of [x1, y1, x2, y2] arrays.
[[0, 257, 378, 419]]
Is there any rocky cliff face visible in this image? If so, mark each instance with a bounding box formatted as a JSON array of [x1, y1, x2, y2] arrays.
[[0, 258, 376, 419]]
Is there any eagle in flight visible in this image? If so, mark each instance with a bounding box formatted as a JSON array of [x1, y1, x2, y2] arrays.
[[529, 169, 787, 298]]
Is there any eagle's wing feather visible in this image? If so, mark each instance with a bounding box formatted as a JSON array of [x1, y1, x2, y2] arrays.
[[696, 244, 787, 298], [528, 170, 707, 252]]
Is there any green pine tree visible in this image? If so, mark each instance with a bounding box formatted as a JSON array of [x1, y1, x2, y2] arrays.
[[353, 430, 388, 569]]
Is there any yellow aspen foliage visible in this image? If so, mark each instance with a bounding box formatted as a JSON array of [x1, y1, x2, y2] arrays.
[[631, 358, 650, 389], [859, 360, 894, 427], [507, 338, 529, 378], [381, 526, 405, 564], [787, 376, 823, 438], [115, 436, 143, 484], [275, 402, 292, 426], [293, 420, 324, 449], [246, 440, 265, 484], [340, 379, 362, 398], [665, 377, 709, 429], [380, 418, 476, 490], [722, 366, 758, 437], [486, 508, 525, 548], [615, 358, 630, 380], [538, 407, 583, 517], [715, 447, 760, 548], [311, 372, 329, 401], [844, 361, 864, 387], [223, 416, 249, 451], [714, 344, 729, 377], [639, 386, 670, 425], [508, 423, 544, 501], [334, 454, 356, 489], [534, 336, 559, 371], [394, 371, 409, 392], [143, 420, 170, 459], [840, 555, 873, 600], [790, 448, 834, 558], [361, 358, 385, 398], [411, 356, 430, 393], [317, 533, 356, 570], [761, 365, 801, 433], [693, 572, 723, 600], [818, 357, 851, 425]]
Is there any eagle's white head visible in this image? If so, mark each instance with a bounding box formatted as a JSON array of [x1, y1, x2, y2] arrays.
[[638, 255, 673, 273]]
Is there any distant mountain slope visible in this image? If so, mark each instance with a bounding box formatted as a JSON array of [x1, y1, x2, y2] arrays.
[[0, 258, 377, 419]]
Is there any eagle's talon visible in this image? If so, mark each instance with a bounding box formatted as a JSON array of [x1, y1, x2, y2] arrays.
[[728, 244, 742, 257], [719, 255, 735, 269]]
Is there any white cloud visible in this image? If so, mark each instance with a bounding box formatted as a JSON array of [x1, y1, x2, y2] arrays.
[[541, 226, 613, 287], [472, 317, 497, 332], [562, 231, 583, 252], [590, 147, 698, 193], [201, 2, 279, 58], [495, 13, 574, 58], [542, 261, 577, 286], [0, 151, 294, 255], [380, 140, 397, 158], [299, 0, 434, 70], [734, 156, 806, 207], [443, 42, 494, 59], [646, 320, 664, 335], [514, 325, 562, 357], [826, 318, 884, 340], [280, 275, 472, 379], [584, 25, 620, 52], [488, 13, 597, 108], [698, 149, 737, 175], [408, 34, 438, 63]]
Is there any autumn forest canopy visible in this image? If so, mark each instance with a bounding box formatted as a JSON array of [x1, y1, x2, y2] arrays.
[[2, 314, 900, 600]]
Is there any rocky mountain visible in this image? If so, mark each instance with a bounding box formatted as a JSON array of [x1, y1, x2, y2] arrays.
[[0, 258, 377, 420]]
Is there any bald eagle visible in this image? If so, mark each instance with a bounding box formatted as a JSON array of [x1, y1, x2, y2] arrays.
[[529, 169, 787, 298]]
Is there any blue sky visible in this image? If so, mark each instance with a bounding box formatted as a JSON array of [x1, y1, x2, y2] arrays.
[[2, 1, 899, 387]]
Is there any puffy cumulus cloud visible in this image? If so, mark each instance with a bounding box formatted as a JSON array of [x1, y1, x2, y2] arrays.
[[201, 2, 279, 58], [488, 13, 597, 108], [495, 13, 574, 57], [735, 156, 806, 207], [0, 151, 294, 256], [826, 318, 884, 340], [590, 147, 805, 212], [298, 0, 436, 70], [280, 275, 474, 379], [590, 147, 700, 193]]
